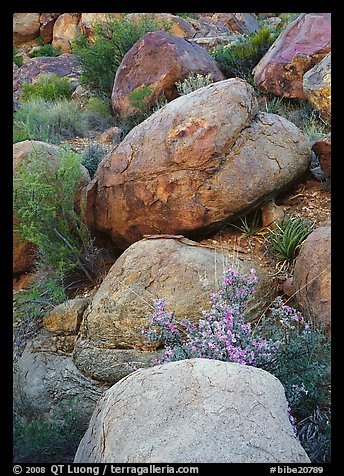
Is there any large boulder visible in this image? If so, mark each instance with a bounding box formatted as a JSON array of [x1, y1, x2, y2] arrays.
[[13, 338, 108, 426], [13, 13, 41, 46], [52, 13, 81, 53], [292, 226, 331, 333], [253, 13, 331, 99], [86, 78, 311, 251], [74, 358, 310, 463], [110, 30, 225, 117], [303, 52, 331, 123], [73, 236, 277, 383], [13, 53, 82, 103]]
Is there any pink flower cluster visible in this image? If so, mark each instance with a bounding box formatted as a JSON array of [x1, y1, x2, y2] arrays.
[[142, 267, 279, 366]]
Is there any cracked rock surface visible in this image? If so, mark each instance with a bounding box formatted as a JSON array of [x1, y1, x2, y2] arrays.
[[74, 358, 310, 463]]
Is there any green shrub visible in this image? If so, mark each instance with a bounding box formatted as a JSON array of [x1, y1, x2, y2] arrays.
[[13, 399, 86, 463], [13, 49, 24, 67], [71, 14, 169, 99], [28, 43, 61, 58], [81, 142, 107, 178], [20, 74, 73, 102], [13, 99, 114, 144], [175, 73, 214, 96], [210, 27, 277, 79], [267, 215, 314, 263], [13, 145, 94, 281]]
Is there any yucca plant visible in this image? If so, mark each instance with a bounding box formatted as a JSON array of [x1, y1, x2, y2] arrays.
[[230, 209, 264, 237], [267, 215, 314, 263]]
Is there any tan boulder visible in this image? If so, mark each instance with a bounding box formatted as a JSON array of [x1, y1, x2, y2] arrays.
[[87, 79, 311, 251], [43, 298, 89, 335], [111, 30, 225, 117], [80, 13, 123, 40], [253, 13, 331, 99], [74, 359, 310, 463], [126, 13, 196, 39], [303, 52, 331, 123], [52, 13, 81, 53], [13, 13, 41, 46], [73, 235, 278, 383], [292, 226, 331, 333], [39, 13, 61, 43], [211, 13, 260, 34]]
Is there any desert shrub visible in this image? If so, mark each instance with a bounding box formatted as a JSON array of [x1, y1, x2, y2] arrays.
[[175, 73, 214, 96], [71, 14, 169, 99], [13, 99, 114, 144], [28, 43, 61, 58], [81, 142, 107, 178], [13, 145, 94, 282], [13, 399, 86, 463], [20, 74, 73, 102], [142, 265, 331, 461], [13, 48, 24, 67], [210, 27, 277, 79]]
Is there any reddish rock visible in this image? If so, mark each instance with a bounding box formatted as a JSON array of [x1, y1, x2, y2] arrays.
[[127, 13, 196, 39], [39, 13, 61, 43], [312, 135, 331, 177], [253, 13, 331, 99], [111, 30, 225, 117], [211, 13, 260, 34], [43, 298, 89, 335], [13, 13, 41, 46], [13, 54, 81, 102], [86, 79, 311, 251], [261, 200, 285, 227], [292, 226, 331, 333]]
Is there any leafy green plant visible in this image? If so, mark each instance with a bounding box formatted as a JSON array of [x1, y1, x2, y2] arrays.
[[175, 73, 214, 96], [71, 14, 168, 99], [128, 85, 155, 112], [13, 145, 95, 282], [13, 48, 24, 67], [210, 27, 277, 79], [267, 215, 314, 263], [20, 74, 73, 102], [28, 43, 61, 58]]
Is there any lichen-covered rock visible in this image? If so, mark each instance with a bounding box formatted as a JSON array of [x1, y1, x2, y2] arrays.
[[86, 79, 311, 251], [43, 298, 89, 335], [80, 13, 123, 40], [111, 30, 225, 117], [52, 13, 81, 53], [211, 13, 260, 34], [73, 236, 277, 383], [74, 358, 310, 463], [303, 53, 331, 122], [292, 226, 331, 333], [253, 13, 331, 99]]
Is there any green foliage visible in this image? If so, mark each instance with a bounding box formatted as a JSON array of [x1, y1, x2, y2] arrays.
[[81, 142, 107, 178], [173, 13, 197, 19], [267, 215, 314, 262], [210, 27, 277, 79], [176, 73, 214, 96], [13, 145, 94, 281], [13, 99, 114, 144], [20, 74, 73, 102], [13, 48, 24, 67], [28, 43, 61, 58], [71, 14, 168, 99], [128, 85, 154, 112], [13, 399, 87, 463]]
